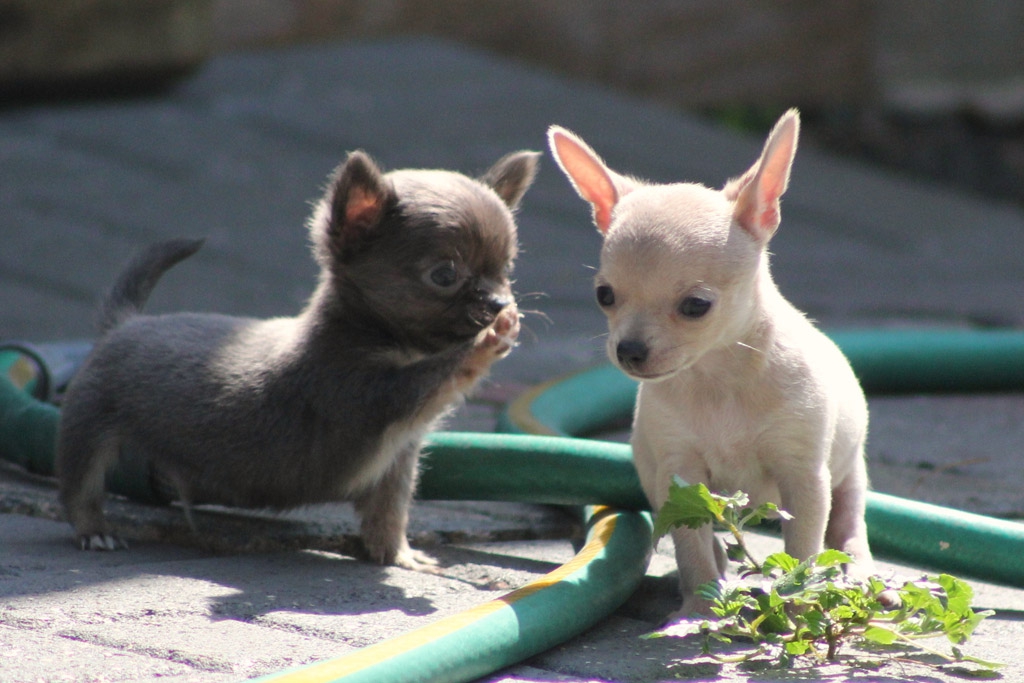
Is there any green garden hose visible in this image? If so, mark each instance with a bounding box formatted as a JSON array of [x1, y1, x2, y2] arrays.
[[0, 370, 652, 683], [831, 329, 1024, 394], [0, 356, 59, 477], [4, 327, 1024, 683], [251, 503, 651, 683], [498, 328, 1024, 438], [498, 333, 1024, 589]]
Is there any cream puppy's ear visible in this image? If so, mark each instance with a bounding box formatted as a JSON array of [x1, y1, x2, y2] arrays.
[[547, 125, 638, 235], [727, 108, 800, 242]]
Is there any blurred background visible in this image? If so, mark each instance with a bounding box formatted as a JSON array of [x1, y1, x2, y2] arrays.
[[3, 0, 1024, 207]]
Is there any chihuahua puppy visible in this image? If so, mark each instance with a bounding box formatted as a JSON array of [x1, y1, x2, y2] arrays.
[[56, 149, 539, 569], [548, 111, 876, 618]]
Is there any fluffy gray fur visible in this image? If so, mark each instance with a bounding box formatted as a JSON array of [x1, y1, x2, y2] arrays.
[[56, 149, 539, 567]]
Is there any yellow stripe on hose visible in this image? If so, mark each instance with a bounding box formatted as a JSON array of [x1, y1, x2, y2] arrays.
[[273, 507, 618, 683], [503, 377, 562, 436]]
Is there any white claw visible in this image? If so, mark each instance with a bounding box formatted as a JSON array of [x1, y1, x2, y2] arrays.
[[81, 534, 126, 551]]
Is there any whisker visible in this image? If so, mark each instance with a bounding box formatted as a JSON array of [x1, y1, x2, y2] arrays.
[[517, 322, 542, 344], [518, 308, 553, 326], [735, 341, 765, 355]]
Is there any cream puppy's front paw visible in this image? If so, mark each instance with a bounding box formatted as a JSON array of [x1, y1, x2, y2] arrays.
[[664, 595, 717, 625]]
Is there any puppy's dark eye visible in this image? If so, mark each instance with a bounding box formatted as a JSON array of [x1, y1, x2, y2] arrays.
[[679, 296, 712, 319], [429, 262, 460, 289], [596, 285, 615, 307]]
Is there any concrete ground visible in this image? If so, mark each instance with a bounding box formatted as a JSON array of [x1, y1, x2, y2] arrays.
[[2, 38, 1024, 682]]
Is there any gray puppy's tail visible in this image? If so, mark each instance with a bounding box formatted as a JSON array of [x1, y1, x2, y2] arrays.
[[98, 238, 205, 334]]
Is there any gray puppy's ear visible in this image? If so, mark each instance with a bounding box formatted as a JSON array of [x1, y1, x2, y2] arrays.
[[479, 151, 541, 210], [313, 151, 395, 264]]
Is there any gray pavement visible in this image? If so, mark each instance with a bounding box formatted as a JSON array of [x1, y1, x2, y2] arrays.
[[2, 38, 1024, 682]]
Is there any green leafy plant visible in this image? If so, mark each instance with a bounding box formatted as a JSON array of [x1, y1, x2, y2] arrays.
[[652, 478, 1002, 672]]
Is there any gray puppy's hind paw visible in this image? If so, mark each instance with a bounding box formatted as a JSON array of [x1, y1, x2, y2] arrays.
[[393, 547, 440, 573], [78, 534, 128, 551]]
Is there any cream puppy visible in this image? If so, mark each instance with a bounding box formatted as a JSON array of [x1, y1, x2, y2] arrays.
[[548, 110, 876, 619]]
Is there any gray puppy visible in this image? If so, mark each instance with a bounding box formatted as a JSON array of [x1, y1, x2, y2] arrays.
[[56, 149, 539, 568]]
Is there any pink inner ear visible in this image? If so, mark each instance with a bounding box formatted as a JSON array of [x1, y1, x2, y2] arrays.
[[552, 134, 618, 235], [757, 160, 789, 209], [345, 186, 383, 228], [735, 183, 782, 240], [733, 118, 797, 240], [758, 205, 779, 231]]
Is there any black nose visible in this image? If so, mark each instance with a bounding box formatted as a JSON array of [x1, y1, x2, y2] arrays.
[[616, 340, 648, 367], [483, 294, 510, 315]]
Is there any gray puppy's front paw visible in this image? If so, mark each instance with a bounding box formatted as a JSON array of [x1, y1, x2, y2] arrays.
[[363, 534, 439, 573], [78, 533, 128, 551], [482, 304, 521, 358], [455, 304, 521, 392]]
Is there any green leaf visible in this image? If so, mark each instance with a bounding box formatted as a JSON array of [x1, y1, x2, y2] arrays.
[[831, 605, 861, 622], [772, 561, 813, 597], [652, 482, 720, 538], [762, 552, 800, 574], [725, 540, 747, 563], [867, 576, 890, 599], [862, 625, 898, 645], [952, 653, 1007, 671], [737, 500, 788, 527], [803, 609, 827, 637], [697, 580, 723, 603], [899, 581, 938, 615], [744, 500, 794, 525], [656, 486, 998, 669], [716, 489, 751, 511], [938, 573, 974, 616], [815, 549, 853, 567]]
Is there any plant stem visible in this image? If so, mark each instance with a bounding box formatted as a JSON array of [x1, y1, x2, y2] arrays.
[[867, 625, 959, 663], [724, 520, 762, 573], [826, 625, 840, 660]]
